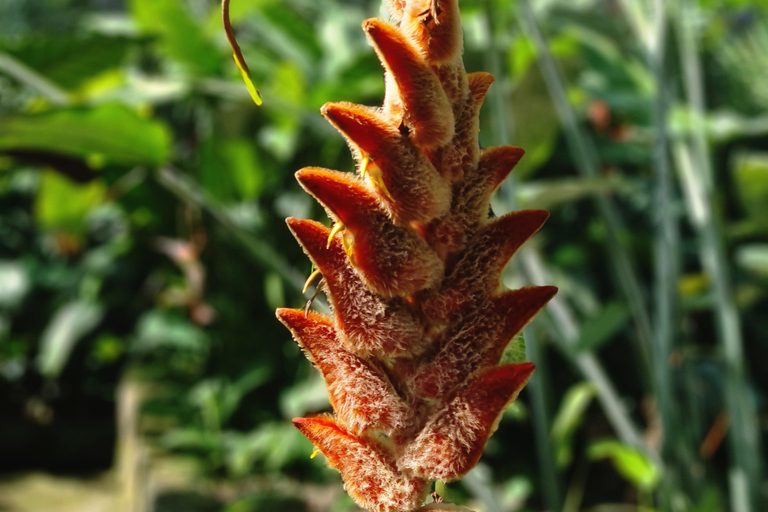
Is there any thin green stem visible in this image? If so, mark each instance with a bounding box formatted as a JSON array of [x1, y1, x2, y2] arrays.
[[0, 53, 70, 105], [648, 1, 680, 509], [521, 247, 653, 461], [482, 0, 511, 144], [525, 324, 563, 512], [156, 167, 310, 298], [673, 2, 762, 510]]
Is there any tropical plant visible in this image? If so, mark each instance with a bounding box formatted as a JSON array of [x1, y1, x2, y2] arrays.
[[277, 1, 555, 510]]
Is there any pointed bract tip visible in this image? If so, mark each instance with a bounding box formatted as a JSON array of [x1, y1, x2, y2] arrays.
[[361, 17, 378, 34], [286, 216, 331, 247], [295, 167, 377, 226], [509, 361, 536, 380], [541, 285, 559, 299], [320, 102, 394, 158], [523, 209, 550, 225], [467, 72, 496, 102]]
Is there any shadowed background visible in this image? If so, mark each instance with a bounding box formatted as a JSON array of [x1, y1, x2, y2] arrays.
[[0, 0, 767, 511]]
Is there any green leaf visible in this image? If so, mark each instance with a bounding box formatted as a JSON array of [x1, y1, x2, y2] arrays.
[[222, 422, 310, 477], [0, 260, 30, 309], [689, 487, 725, 512], [263, 272, 286, 312], [510, 35, 537, 81], [161, 427, 220, 452], [587, 439, 661, 491], [575, 301, 629, 353], [220, 367, 271, 422], [37, 300, 104, 378], [551, 382, 595, 468], [0, 105, 171, 167], [133, 310, 209, 353], [259, 62, 305, 160], [736, 244, 768, 277], [500, 334, 527, 365], [734, 151, 768, 231], [130, 0, 222, 77], [222, 488, 305, 511], [35, 171, 106, 232], [255, 4, 322, 72]]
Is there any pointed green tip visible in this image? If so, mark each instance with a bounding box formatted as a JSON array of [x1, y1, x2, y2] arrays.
[[234, 54, 263, 106]]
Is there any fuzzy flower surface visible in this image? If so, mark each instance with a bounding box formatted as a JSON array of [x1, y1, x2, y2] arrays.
[[276, 1, 556, 510]]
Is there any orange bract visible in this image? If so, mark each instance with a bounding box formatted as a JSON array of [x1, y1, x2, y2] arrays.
[[277, 1, 555, 510]]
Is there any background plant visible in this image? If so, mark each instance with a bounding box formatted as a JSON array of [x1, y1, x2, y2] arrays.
[[0, 0, 766, 511]]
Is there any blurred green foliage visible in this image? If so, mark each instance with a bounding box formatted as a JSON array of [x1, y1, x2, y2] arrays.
[[1, 0, 767, 511]]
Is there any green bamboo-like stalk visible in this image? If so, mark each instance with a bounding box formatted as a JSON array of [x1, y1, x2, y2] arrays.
[[614, 0, 683, 507], [516, 0, 659, 460], [517, 245, 650, 457], [482, 6, 562, 509], [648, 1, 680, 508], [525, 324, 563, 512], [517, 0, 655, 381], [484, 1, 653, 503], [672, 2, 763, 510]]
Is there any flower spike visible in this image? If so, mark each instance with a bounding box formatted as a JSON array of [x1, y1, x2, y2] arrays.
[[276, 1, 556, 510]]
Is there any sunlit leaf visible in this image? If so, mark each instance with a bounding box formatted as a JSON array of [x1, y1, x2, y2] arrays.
[[500, 334, 527, 365], [551, 382, 595, 468], [0, 261, 30, 309], [133, 310, 209, 353], [37, 300, 104, 378], [0, 105, 171, 167], [247, 3, 322, 75], [736, 244, 768, 277], [734, 151, 768, 231], [502, 61, 559, 178], [279, 372, 330, 419], [35, 171, 106, 232], [588, 439, 660, 491]]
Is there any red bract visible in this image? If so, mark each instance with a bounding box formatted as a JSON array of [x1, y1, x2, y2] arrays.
[[278, 1, 556, 510]]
